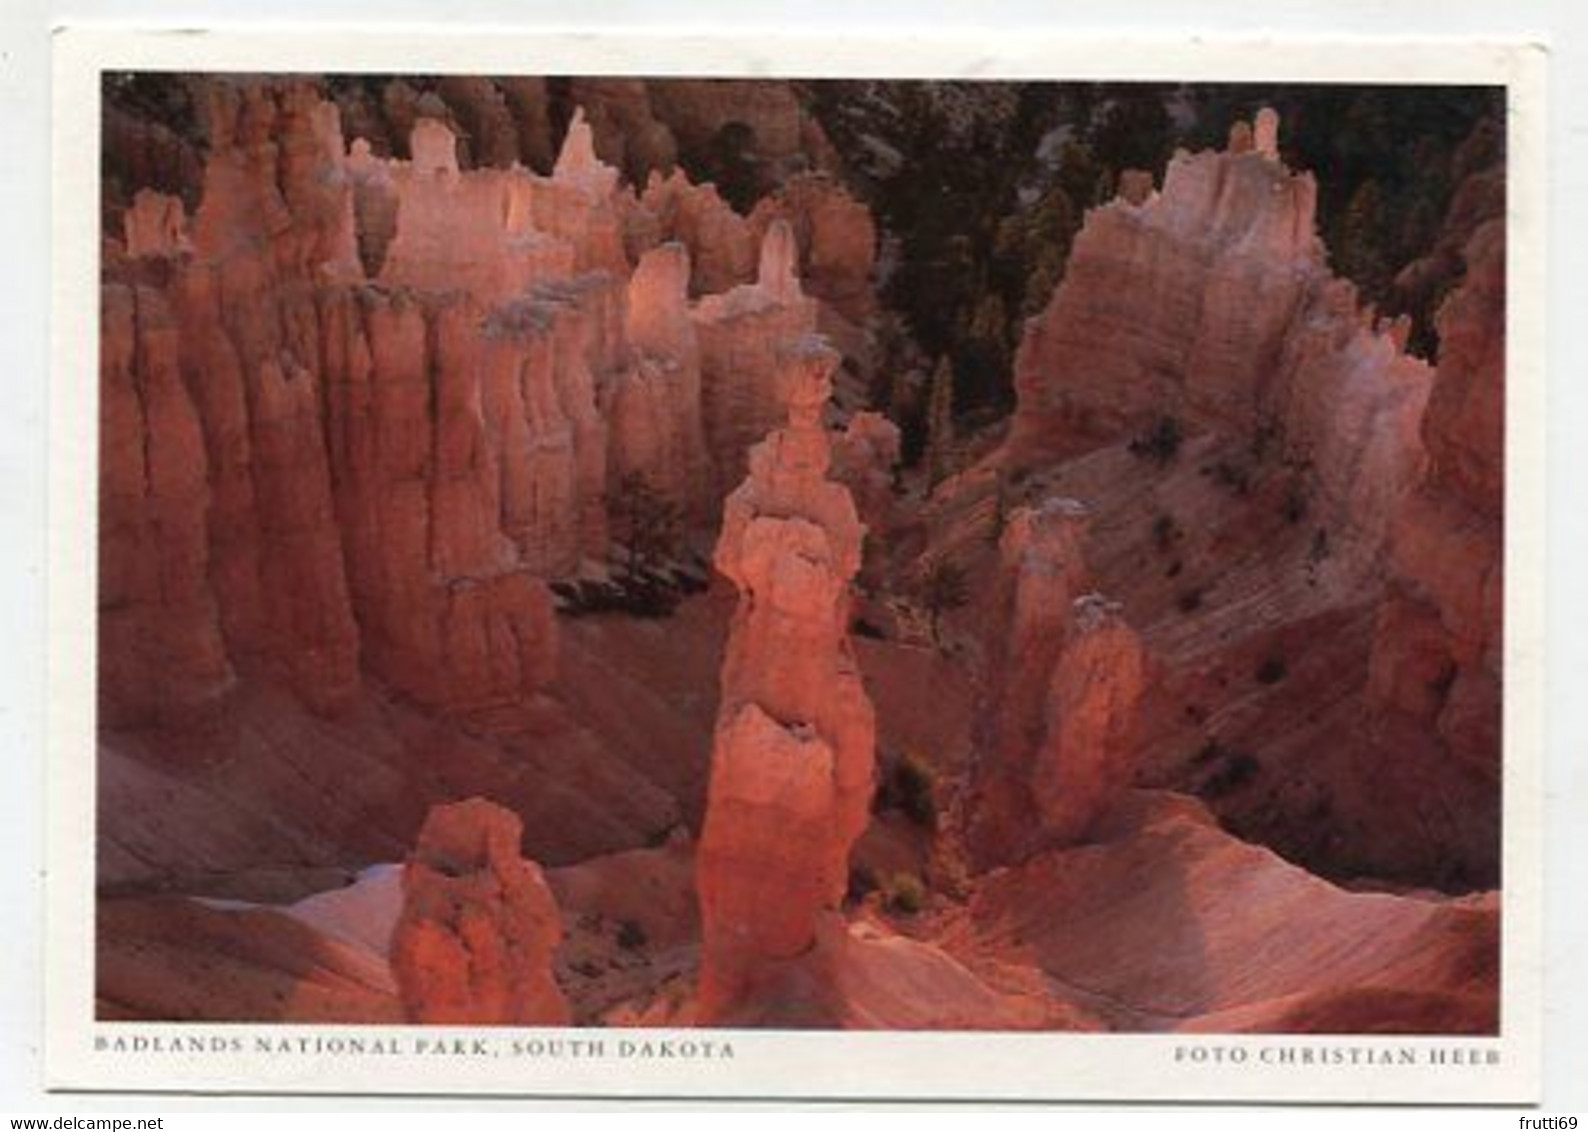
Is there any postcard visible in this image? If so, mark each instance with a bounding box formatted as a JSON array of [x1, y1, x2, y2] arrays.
[[47, 27, 1546, 1102]]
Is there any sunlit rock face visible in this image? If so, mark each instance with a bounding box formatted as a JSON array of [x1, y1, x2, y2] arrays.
[[1007, 110, 1432, 582], [696, 337, 877, 1024], [985, 108, 1500, 890], [101, 78, 876, 728], [391, 798, 570, 1025], [1007, 119, 1323, 461], [96, 79, 1505, 1038]]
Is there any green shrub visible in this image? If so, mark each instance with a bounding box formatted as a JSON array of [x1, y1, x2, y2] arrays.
[[615, 919, 647, 950], [1151, 513, 1178, 552], [847, 863, 880, 904], [878, 751, 938, 829], [883, 871, 927, 916], [1255, 657, 1288, 685], [1129, 415, 1183, 466]]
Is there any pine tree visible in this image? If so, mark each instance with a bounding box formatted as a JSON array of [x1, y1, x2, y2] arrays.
[[1337, 179, 1390, 304], [610, 472, 682, 578], [918, 557, 970, 650], [925, 355, 957, 489]]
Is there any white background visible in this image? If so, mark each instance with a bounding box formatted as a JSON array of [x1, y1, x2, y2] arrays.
[[2, 0, 1584, 1115]]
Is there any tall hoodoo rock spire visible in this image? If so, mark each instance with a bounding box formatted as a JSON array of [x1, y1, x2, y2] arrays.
[[695, 335, 876, 1024], [967, 499, 1146, 869]]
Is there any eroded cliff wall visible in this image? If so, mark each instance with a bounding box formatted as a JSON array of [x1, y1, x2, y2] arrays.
[[101, 78, 879, 730]]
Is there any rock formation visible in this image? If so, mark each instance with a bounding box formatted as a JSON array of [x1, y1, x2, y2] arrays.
[[1007, 109, 1431, 578], [1007, 109, 1323, 463], [101, 77, 874, 728], [1368, 218, 1504, 777], [98, 283, 233, 728], [639, 169, 758, 295], [567, 78, 680, 187], [693, 220, 821, 497], [1032, 595, 1148, 844], [1388, 116, 1505, 348], [122, 189, 192, 258], [608, 241, 711, 516], [986, 107, 1502, 888], [696, 336, 876, 1023], [96, 81, 1504, 1039], [156, 80, 365, 718], [969, 791, 1498, 1035], [966, 498, 1088, 866], [390, 798, 570, 1025], [748, 173, 879, 325], [831, 410, 903, 547], [967, 498, 1145, 867]]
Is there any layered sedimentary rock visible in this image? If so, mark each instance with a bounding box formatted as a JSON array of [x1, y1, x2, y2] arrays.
[[97, 895, 402, 1023], [967, 499, 1145, 868], [1007, 113, 1321, 458], [390, 798, 570, 1025], [99, 283, 233, 728], [100, 784, 1494, 1031], [103, 77, 867, 728], [696, 336, 876, 1023], [970, 791, 1498, 1034], [1368, 219, 1504, 776], [568, 78, 680, 187], [98, 82, 1505, 1035], [159, 80, 365, 717], [966, 498, 1088, 866], [1007, 109, 1431, 577], [317, 288, 564, 714], [638, 171, 874, 369], [985, 109, 1499, 888]]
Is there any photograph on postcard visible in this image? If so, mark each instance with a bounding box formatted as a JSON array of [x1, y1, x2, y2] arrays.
[[49, 31, 1545, 1100], [94, 68, 1506, 1030]]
